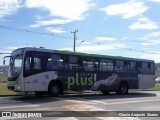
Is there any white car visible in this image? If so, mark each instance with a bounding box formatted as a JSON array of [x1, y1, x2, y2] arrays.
[[155, 77, 160, 83]]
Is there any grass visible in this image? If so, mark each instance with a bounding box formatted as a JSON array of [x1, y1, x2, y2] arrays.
[[148, 83, 160, 91], [0, 84, 18, 95], [0, 75, 7, 83]]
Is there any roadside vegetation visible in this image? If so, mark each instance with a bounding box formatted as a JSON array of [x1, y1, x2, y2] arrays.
[[0, 75, 17, 95], [0, 84, 17, 95], [0, 75, 7, 83], [148, 83, 160, 91]]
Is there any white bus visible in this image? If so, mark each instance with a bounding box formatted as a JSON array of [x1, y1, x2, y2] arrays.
[[4, 47, 155, 96]]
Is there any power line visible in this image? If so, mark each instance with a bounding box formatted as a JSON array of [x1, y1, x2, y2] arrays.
[[1, 18, 118, 38], [77, 39, 160, 55], [1, 24, 159, 55], [113, 45, 159, 55], [1, 18, 146, 45], [1, 18, 131, 41], [0, 25, 73, 39]]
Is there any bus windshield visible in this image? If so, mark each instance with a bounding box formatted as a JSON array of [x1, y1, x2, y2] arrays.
[[9, 55, 23, 77]]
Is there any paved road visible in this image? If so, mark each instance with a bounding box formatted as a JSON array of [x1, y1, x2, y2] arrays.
[[0, 91, 160, 120]]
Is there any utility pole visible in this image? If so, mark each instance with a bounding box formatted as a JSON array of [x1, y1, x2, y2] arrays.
[[71, 30, 78, 52]]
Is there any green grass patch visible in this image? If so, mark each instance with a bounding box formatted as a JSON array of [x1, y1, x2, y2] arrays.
[[148, 83, 160, 91], [0, 75, 7, 83], [0, 84, 18, 95]]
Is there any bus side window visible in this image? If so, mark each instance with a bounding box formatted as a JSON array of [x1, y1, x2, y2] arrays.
[[115, 60, 124, 72], [77, 57, 83, 70], [58, 59, 64, 70], [130, 61, 137, 73], [33, 57, 42, 70], [136, 62, 141, 73], [100, 59, 113, 72], [83, 58, 94, 71], [148, 63, 151, 74], [140, 62, 150, 74], [107, 61, 113, 71], [88, 61, 94, 71], [124, 61, 130, 71], [46, 54, 64, 70], [151, 63, 155, 74], [24, 56, 32, 77], [68, 56, 79, 70], [24, 52, 45, 76], [94, 61, 99, 71], [32, 53, 45, 71], [100, 59, 107, 71], [25, 56, 32, 72]]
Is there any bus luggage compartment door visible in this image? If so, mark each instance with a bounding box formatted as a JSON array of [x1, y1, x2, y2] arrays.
[[138, 74, 155, 89]]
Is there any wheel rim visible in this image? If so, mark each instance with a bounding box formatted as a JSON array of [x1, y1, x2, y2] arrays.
[[121, 84, 127, 94], [51, 85, 58, 95], [121, 86, 126, 93]]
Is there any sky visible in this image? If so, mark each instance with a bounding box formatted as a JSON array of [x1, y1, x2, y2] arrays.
[[0, 0, 160, 65]]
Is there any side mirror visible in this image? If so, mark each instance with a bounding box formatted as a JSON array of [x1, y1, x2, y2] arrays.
[[3, 56, 12, 66], [3, 59, 5, 65]]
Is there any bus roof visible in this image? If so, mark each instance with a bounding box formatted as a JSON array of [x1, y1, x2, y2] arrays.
[[57, 50, 154, 62], [20, 47, 154, 63]]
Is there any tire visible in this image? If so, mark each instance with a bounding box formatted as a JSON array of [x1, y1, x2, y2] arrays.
[[35, 92, 44, 97], [116, 82, 128, 95], [101, 90, 109, 95], [48, 84, 60, 97]]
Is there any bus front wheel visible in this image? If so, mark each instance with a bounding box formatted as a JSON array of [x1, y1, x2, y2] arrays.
[[116, 82, 128, 95], [48, 84, 60, 97]]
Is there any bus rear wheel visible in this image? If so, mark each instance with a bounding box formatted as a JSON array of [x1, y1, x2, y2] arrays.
[[116, 82, 128, 95], [48, 84, 60, 97]]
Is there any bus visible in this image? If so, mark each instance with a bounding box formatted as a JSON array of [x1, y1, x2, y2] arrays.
[[4, 47, 155, 96]]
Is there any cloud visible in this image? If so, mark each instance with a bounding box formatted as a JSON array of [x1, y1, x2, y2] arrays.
[[59, 43, 128, 52], [140, 53, 160, 63], [76, 37, 118, 46], [129, 17, 158, 30], [142, 39, 160, 46], [25, 0, 94, 27], [121, 37, 128, 40], [29, 19, 73, 27], [148, 0, 160, 2], [140, 31, 160, 45], [101, 0, 149, 19], [46, 27, 66, 33], [0, 45, 30, 56], [96, 37, 117, 41], [140, 31, 160, 40], [0, 0, 22, 18], [149, 31, 160, 37]]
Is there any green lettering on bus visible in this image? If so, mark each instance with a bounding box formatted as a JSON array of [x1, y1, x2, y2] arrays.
[[80, 77, 87, 85], [88, 77, 94, 85], [67, 73, 94, 89], [68, 76, 75, 89], [76, 73, 80, 85]]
